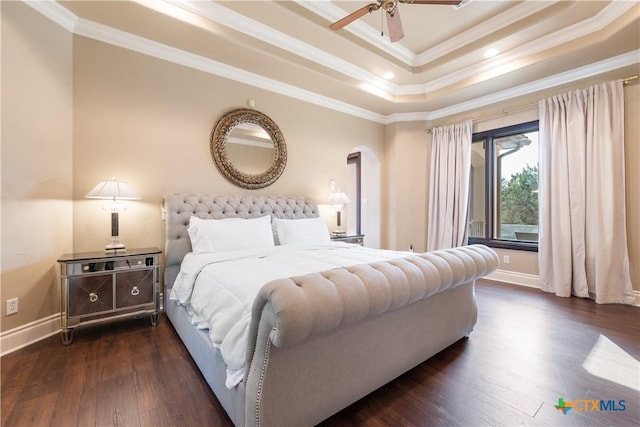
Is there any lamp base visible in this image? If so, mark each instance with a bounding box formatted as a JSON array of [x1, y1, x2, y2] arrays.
[[105, 238, 125, 252], [106, 213, 126, 252]]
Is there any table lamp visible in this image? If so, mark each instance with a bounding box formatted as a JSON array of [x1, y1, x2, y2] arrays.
[[328, 191, 350, 236], [85, 177, 140, 251]]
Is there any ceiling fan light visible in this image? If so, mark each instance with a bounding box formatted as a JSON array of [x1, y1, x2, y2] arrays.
[[383, 71, 395, 79]]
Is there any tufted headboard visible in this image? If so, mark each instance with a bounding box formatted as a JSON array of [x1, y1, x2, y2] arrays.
[[162, 194, 320, 289]]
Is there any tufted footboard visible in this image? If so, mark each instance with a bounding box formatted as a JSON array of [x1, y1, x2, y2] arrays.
[[244, 245, 498, 426]]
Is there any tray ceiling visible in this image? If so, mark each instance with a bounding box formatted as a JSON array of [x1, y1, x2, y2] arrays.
[[44, 1, 640, 122]]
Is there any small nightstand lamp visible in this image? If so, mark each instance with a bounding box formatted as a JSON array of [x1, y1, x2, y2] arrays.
[[328, 191, 349, 236], [86, 177, 140, 251]]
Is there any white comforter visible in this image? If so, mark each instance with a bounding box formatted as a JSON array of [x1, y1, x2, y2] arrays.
[[169, 242, 410, 388]]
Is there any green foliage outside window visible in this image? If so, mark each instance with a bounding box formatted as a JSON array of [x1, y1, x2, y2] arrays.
[[500, 165, 538, 226]]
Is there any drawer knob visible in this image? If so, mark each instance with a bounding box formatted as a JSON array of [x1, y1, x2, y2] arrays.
[[89, 292, 98, 302], [131, 286, 140, 296]]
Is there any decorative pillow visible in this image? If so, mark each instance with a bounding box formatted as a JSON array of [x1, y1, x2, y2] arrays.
[[188, 215, 274, 253], [273, 217, 330, 245]]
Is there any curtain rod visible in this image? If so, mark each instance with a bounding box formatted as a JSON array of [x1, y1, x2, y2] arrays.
[[425, 74, 639, 133]]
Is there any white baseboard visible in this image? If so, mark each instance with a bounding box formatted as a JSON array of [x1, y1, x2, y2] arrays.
[[485, 270, 640, 307], [0, 314, 60, 357], [486, 269, 540, 289]]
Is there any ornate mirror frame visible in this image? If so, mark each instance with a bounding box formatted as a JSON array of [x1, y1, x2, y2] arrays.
[[210, 108, 287, 189]]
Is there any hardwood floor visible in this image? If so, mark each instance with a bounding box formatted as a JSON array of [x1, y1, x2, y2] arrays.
[[2, 280, 639, 426]]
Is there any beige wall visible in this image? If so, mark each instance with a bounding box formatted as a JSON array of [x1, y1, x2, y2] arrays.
[[1, 2, 74, 332], [382, 121, 428, 252], [71, 36, 385, 253]]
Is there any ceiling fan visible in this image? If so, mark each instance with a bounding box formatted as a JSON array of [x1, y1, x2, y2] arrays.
[[329, 0, 462, 43]]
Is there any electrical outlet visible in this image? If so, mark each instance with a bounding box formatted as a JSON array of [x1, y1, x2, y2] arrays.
[[503, 255, 510, 264], [6, 298, 18, 315]]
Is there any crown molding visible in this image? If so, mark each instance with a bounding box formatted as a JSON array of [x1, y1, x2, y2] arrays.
[[411, 1, 639, 96], [386, 49, 639, 122], [32, 0, 636, 104], [73, 15, 387, 124], [297, 0, 557, 68], [158, 0, 397, 94], [425, 50, 640, 120], [157, 0, 635, 100], [23, 0, 386, 123], [22, 1, 640, 126], [23, 0, 77, 32], [413, 1, 555, 66]]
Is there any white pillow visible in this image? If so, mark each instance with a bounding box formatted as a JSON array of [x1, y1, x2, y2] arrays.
[[273, 217, 330, 245], [188, 215, 275, 253]]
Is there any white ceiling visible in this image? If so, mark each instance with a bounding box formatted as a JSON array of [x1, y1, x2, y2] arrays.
[[36, 1, 640, 123]]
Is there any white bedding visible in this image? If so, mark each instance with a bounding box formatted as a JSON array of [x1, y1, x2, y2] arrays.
[[169, 242, 410, 388]]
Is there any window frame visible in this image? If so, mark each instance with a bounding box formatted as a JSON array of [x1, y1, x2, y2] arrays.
[[468, 120, 539, 252]]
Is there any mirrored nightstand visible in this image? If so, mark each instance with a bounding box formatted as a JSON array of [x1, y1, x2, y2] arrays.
[[57, 247, 161, 345], [331, 234, 365, 246]]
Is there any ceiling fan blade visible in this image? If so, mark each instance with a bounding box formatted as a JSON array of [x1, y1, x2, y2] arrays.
[[329, 4, 376, 31], [386, 8, 405, 42], [400, 1, 462, 5]]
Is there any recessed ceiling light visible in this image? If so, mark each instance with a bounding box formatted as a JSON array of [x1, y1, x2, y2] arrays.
[[484, 48, 499, 59], [382, 71, 395, 80]]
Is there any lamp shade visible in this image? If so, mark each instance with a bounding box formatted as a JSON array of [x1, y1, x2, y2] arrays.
[[328, 192, 350, 206], [85, 178, 140, 200]]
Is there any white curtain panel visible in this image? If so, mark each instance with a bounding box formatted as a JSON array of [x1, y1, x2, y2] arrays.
[[427, 120, 472, 251], [538, 80, 634, 304]]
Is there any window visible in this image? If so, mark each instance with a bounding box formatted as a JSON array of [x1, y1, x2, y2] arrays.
[[468, 121, 539, 251]]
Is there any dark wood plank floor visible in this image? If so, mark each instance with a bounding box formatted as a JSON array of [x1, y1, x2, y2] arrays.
[[2, 280, 639, 426]]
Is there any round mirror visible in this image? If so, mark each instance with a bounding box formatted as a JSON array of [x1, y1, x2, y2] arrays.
[[226, 122, 275, 175], [210, 108, 287, 189]]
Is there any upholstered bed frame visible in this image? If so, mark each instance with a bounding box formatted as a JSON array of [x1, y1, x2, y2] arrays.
[[163, 194, 499, 426]]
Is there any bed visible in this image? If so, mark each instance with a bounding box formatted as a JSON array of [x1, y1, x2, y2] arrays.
[[162, 194, 498, 426]]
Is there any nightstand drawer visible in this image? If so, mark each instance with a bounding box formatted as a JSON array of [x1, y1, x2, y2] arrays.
[[68, 274, 114, 317], [115, 269, 154, 309]]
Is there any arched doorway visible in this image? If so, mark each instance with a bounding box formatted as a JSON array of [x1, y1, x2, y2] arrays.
[[346, 146, 381, 248]]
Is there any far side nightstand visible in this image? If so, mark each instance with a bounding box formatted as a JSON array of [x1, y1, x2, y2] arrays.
[[331, 234, 365, 246], [57, 247, 162, 345]]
